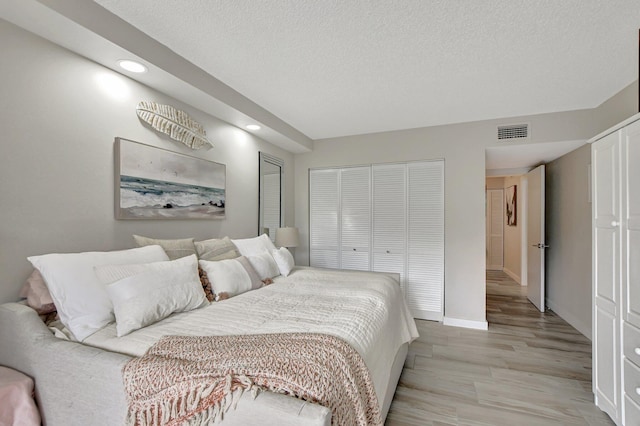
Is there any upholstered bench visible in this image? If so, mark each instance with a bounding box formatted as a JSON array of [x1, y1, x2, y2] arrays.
[[0, 366, 40, 426]]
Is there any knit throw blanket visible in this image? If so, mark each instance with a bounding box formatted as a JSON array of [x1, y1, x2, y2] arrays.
[[123, 333, 382, 426]]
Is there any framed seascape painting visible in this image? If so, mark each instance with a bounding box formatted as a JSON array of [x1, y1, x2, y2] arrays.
[[505, 185, 517, 226], [115, 138, 225, 220]]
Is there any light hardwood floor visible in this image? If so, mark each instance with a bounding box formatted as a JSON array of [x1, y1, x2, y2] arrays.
[[385, 270, 614, 425]]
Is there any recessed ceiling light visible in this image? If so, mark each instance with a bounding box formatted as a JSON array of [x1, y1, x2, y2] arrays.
[[246, 124, 261, 131], [118, 60, 147, 73]]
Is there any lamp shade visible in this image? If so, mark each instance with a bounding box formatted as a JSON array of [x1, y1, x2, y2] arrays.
[[275, 227, 299, 248]]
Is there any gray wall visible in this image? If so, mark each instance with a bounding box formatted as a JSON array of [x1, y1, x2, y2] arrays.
[[545, 144, 592, 338], [0, 21, 295, 304], [543, 81, 637, 339], [295, 83, 638, 326], [296, 111, 594, 326]]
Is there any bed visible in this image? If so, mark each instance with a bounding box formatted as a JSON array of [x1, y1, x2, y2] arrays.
[[0, 264, 418, 425]]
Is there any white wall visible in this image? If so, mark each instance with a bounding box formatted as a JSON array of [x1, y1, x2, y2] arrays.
[[0, 20, 294, 304], [545, 144, 592, 338], [296, 110, 607, 326], [542, 81, 637, 339], [485, 177, 504, 190], [3, 17, 637, 325], [295, 81, 638, 326]]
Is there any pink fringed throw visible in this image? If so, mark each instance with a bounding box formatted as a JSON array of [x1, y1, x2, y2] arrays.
[[123, 333, 381, 426]]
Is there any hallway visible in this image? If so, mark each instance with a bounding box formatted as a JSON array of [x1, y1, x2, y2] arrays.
[[386, 270, 613, 425]]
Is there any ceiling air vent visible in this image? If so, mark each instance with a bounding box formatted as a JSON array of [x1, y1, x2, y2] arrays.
[[497, 124, 529, 141]]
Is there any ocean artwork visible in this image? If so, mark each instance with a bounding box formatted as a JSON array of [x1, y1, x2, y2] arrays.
[[116, 138, 226, 219]]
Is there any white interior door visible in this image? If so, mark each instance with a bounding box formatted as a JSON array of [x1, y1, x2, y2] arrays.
[[527, 165, 546, 312], [486, 189, 504, 270]]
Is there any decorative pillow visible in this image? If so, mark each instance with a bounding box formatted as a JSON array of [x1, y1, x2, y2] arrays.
[[231, 234, 277, 257], [199, 257, 263, 300], [272, 247, 295, 277], [19, 270, 56, 315], [198, 267, 215, 302], [133, 235, 197, 260], [94, 255, 207, 337], [194, 236, 240, 261], [27, 245, 169, 341], [246, 251, 280, 280]]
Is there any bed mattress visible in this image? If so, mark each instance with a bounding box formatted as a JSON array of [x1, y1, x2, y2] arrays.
[[83, 267, 418, 404]]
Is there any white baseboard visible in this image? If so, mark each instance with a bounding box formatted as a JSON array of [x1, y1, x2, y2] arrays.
[[443, 317, 489, 331], [502, 267, 521, 284], [546, 299, 592, 340]]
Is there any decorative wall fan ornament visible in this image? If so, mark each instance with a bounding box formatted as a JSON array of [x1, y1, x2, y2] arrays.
[[136, 101, 212, 149]]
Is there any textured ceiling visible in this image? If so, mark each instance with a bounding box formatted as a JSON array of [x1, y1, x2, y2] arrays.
[[94, 0, 640, 140]]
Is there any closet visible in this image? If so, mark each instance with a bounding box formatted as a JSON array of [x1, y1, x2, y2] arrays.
[[591, 113, 640, 425], [309, 160, 444, 320]]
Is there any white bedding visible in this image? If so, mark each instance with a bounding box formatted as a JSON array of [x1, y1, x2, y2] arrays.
[[83, 267, 419, 405]]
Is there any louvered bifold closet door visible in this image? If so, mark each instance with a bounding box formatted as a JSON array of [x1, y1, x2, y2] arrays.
[[407, 161, 444, 320], [371, 164, 407, 293], [309, 169, 340, 268], [341, 167, 371, 270]]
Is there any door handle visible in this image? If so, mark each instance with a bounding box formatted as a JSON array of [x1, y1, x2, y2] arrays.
[[532, 243, 550, 249]]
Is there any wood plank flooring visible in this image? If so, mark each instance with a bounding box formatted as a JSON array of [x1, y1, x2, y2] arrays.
[[385, 270, 614, 425]]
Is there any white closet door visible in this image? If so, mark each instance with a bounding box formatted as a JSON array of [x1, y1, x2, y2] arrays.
[[340, 167, 371, 270], [592, 130, 621, 420], [407, 161, 444, 320], [623, 119, 640, 329], [309, 169, 340, 268], [371, 164, 407, 291]]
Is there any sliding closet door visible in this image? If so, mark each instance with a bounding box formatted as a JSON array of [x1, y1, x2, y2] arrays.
[[340, 167, 371, 270], [407, 161, 445, 320], [309, 169, 340, 268], [371, 164, 407, 292]]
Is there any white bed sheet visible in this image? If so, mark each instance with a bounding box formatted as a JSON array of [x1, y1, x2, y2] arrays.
[[83, 267, 419, 404]]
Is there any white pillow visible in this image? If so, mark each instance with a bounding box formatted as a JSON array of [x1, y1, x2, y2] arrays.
[[231, 234, 277, 257], [28, 245, 169, 341], [199, 257, 263, 300], [272, 247, 295, 277], [246, 252, 280, 280], [95, 255, 207, 337]]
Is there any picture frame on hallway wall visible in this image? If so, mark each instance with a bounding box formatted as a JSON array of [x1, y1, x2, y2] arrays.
[[115, 138, 226, 220], [506, 185, 517, 226]]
